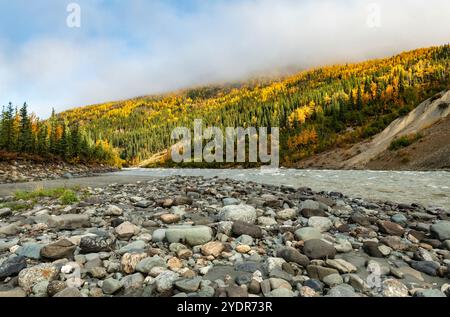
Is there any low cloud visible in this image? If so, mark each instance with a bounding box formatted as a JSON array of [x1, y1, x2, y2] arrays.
[[1, 0, 450, 118]]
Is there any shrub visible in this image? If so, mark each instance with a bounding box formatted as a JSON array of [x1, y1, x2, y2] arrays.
[[389, 133, 423, 151], [60, 190, 79, 204], [438, 102, 449, 110]]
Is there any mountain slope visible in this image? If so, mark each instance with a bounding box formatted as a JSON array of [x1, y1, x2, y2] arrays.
[[296, 90, 450, 170], [345, 90, 450, 168], [59, 45, 450, 167]]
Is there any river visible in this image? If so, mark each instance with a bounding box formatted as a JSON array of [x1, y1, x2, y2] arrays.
[[116, 168, 450, 209], [1, 168, 448, 210]]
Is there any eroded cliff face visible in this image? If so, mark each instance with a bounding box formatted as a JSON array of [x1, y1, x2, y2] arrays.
[[295, 90, 450, 171]]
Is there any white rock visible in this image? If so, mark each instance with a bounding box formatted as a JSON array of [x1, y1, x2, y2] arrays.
[[308, 217, 333, 232]]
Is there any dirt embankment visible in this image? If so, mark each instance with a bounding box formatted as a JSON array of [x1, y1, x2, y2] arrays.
[[296, 90, 450, 171]]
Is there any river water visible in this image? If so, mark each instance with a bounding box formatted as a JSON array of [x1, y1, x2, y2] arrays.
[[112, 168, 450, 210]]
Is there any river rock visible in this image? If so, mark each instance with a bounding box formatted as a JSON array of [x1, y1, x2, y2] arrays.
[[301, 209, 327, 218], [219, 204, 257, 224], [102, 278, 123, 295], [308, 217, 332, 233], [155, 271, 180, 293], [115, 221, 140, 240], [325, 259, 357, 273], [0, 208, 12, 218], [414, 289, 446, 297], [54, 287, 82, 297], [410, 261, 440, 276], [40, 239, 76, 260], [295, 227, 323, 241], [382, 279, 409, 297], [223, 198, 240, 206], [363, 241, 385, 258], [152, 229, 166, 242], [80, 234, 116, 253], [306, 265, 339, 280], [269, 277, 292, 290], [377, 220, 405, 236], [160, 214, 180, 224], [303, 239, 336, 259], [326, 284, 358, 297], [53, 214, 90, 230], [236, 244, 251, 253], [174, 277, 202, 293], [430, 221, 450, 241], [232, 221, 262, 238], [121, 253, 147, 274], [0, 256, 27, 278], [117, 240, 147, 255], [350, 212, 371, 226], [165, 225, 213, 246], [322, 273, 343, 287], [276, 247, 310, 267], [0, 238, 19, 252], [0, 223, 19, 235], [16, 243, 44, 260], [173, 196, 193, 206], [276, 208, 297, 220], [266, 288, 294, 297], [391, 214, 408, 226], [300, 200, 320, 211], [18, 264, 59, 292], [257, 217, 278, 226], [136, 256, 167, 274], [122, 273, 145, 289], [105, 205, 123, 216], [47, 281, 67, 297]]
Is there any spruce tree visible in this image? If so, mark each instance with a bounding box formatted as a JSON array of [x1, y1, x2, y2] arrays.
[[18, 103, 33, 152], [49, 108, 58, 154], [0, 103, 15, 151]]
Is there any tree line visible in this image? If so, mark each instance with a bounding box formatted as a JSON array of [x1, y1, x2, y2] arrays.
[[0, 104, 123, 167]]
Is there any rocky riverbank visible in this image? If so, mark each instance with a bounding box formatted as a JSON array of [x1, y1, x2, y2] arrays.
[[0, 176, 449, 297], [0, 160, 118, 184]]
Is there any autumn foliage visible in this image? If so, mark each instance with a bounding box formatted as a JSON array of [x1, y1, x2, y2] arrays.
[[47, 45, 450, 166]]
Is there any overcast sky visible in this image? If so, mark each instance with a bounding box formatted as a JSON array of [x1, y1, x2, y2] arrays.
[[1, 0, 449, 118]]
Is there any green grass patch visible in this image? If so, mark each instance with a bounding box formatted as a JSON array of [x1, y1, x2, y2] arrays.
[[14, 187, 79, 205], [389, 133, 423, 151], [59, 190, 79, 204]]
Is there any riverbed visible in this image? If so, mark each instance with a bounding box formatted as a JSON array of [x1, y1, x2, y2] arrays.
[[0, 168, 449, 210]]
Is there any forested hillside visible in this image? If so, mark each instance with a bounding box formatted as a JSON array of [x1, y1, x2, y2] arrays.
[[59, 45, 449, 166], [0, 105, 123, 167], [6, 45, 450, 167]]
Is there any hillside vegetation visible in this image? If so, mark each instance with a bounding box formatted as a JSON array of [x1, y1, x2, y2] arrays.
[[11, 45, 450, 167], [0, 106, 123, 167]]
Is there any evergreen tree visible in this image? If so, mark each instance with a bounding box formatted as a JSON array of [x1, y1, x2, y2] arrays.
[[0, 103, 15, 151], [49, 108, 58, 154], [36, 122, 48, 155], [18, 103, 33, 152]]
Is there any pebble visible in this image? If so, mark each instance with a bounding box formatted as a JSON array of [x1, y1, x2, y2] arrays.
[[219, 204, 257, 224], [40, 239, 76, 259], [308, 217, 333, 233], [232, 221, 262, 238], [294, 227, 323, 241], [18, 264, 59, 292], [303, 239, 336, 259], [1, 175, 449, 298], [382, 279, 409, 297], [276, 247, 310, 267], [165, 225, 213, 246]]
